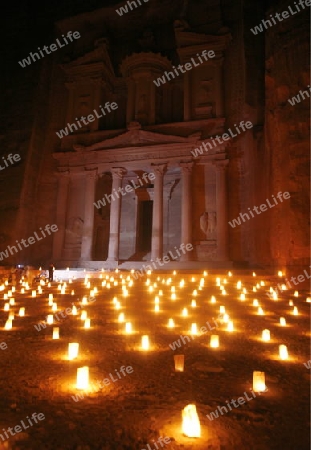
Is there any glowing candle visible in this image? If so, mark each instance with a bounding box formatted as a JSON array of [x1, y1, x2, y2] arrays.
[[257, 307, 264, 315], [8, 313, 14, 321], [227, 320, 234, 332], [9, 298, 15, 306], [68, 343, 79, 360], [210, 335, 219, 348], [125, 322, 132, 333], [80, 311, 87, 320], [141, 335, 150, 350], [237, 281, 242, 289], [182, 404, 201, 438], [190, 323, 198, 335], [262, 329, 270, 341], [4, 303, 9, 311], [280, 317, 286, 326], [49, 294, 53, 301], [294, 291, 298, 297], [253, 371, 266, 392], [47, 315, 53, 325], [253, 299, 259, 307], [191, 299, 196, 308], [72, 306, 78, 315], [118, 313, 125, 323], [32, 290, 36, 298], [53, 327, 59, 339], [171, 293, 176, 300], [4, 320, 12, 330], [289, 300, 293, 306], [293, 306, 298, 315], [3, 294, 7, 300], [182, 308, 188, 317], [52, 303, 57, 312], [81, 297, 88, 305], [19, 307, 25, 317], [154, 296, 159, 304], [219, 305, 225, 314], [174, 354, 184, 372], [223, 313, 229, 323], [210, 296, 216, 303], [279, 344, 288, 360], [168, 318, 175, 328], [240, 293, 245, 301], [76, 366, 89, 389], [278, 271, 283, 277], [84, 319, 91, 329]]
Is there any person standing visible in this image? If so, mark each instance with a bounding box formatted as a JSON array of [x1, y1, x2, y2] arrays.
[[48, 264, 55, 282]]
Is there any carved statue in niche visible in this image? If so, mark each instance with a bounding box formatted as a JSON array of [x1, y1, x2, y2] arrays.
[[76, 100, 91, 130], [65, 217, 84, 249], [138, 29, 156, 51], [200, 211, 217, 238], [136, 94, 148, 124]]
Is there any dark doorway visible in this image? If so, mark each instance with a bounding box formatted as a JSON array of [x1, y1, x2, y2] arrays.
[[137, 200, 153, 253]]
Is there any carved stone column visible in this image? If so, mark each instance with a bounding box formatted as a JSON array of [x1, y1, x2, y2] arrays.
[[80, 169, 97, 261], [184, 72, 191, 121], [107, 168, 127, 262], [151, 164, 166, 261], [180, 162, 194, 261], [53, 172, 70, 261], [214, 59, 224, 118], [126, 79, 136, 124], [215, 160, 229, 260]]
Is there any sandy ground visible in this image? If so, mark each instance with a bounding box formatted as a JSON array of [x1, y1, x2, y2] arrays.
[[0, 271, 309, 450]]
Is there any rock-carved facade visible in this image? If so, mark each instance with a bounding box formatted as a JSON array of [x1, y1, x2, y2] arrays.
[[1, 0, 309, 272], [53, 24, 232, 266]]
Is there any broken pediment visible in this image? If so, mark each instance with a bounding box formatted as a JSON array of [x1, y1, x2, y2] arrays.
[[61, 39, 115, 80]]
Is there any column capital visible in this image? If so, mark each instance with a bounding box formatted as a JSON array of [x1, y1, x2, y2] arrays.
[[179, 161, 194, 173], [214, 160, 229, 171], [84, 168, 98, 179], [151, 163, 167, 177], [111, 167, 127, 179], [211, 57, 225, 67], [55, 170, 70, 178]]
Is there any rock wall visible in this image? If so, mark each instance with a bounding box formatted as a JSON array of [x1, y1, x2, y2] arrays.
[[264, 0, 310, 271]]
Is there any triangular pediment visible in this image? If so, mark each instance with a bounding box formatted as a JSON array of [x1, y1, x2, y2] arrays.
[[61, 39, 115, 78], [73, 127, 200, 152], [175, 29, 231, 52]]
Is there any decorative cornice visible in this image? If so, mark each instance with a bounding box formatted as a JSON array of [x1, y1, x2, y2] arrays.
[[120, 52, 172, 78]]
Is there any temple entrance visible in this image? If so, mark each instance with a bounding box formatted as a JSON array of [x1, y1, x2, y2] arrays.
[[137, 200, 153, 253]]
